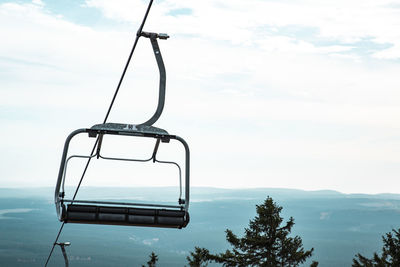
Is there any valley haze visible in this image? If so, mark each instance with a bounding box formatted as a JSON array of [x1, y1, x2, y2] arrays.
[[0, 186, 399, 266]]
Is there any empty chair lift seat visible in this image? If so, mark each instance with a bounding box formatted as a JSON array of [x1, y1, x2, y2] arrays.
[[63, 204, 189, 229]]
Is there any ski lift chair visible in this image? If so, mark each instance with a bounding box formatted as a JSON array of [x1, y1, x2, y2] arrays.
[[54, 31, 190, 229]]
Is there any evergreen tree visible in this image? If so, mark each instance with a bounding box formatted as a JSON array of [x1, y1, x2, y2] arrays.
[[187, 197, 317, 266], [353, 228, 400, 266], [142, 252, 158, 267], [186, 247, 211, 267]]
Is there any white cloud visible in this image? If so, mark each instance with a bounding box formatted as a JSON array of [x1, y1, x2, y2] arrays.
[[373, 44, 400, 59], [142, 238, 159, 246], [84, 0, 149, 24], [32, 0, 44, 7], [319, 212, 331, 220], [85, 0, 400, 58], [1, 1, 400, 194]]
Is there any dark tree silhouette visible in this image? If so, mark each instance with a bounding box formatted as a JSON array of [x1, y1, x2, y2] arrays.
[[353, 228, 400, 266], [186, 247, 211, 267], [142, 251, 158, 267], [187, 197, 317, 266]]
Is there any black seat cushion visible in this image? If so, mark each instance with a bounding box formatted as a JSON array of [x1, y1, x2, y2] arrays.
[[63, 204, 189, 229]]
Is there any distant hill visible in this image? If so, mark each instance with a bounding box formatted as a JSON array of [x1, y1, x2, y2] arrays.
[[1, 187, 400, 266], [4, 186, 398, 200]]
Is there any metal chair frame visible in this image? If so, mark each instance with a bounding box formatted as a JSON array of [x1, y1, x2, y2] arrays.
[[54, 125, 190, 226], [54, 29, 190, 228]]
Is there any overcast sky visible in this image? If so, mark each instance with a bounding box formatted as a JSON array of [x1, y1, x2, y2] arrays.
[[1, 0, 400, 194]]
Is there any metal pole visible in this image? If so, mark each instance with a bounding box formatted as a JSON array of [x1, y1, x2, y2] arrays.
[[55, 242, 71, 267]]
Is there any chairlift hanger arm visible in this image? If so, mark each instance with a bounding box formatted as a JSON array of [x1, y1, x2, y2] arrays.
[[55, 242, 70, 267], [138, 31, 169, 126]]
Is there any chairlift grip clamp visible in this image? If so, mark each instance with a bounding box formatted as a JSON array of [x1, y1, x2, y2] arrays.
[[140, 31, 170, 40]]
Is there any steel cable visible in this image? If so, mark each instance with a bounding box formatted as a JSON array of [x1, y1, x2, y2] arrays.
[[44, 1, 153, 265]]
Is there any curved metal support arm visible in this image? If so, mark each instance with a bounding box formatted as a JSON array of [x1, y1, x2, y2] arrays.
[[55, 242, 70, 267], [139, 34, 167, 126], [55, 129, 88, 219], [173, 135, 190, 211], [60, 246, 68, 267]]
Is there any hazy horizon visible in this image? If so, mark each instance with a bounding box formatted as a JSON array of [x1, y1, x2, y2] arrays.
[[2, 185, 400, 198], [3, 185, 400, 197]]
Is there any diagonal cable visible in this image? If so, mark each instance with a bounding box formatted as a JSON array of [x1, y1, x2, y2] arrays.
[[44, 1, 154, 266]]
